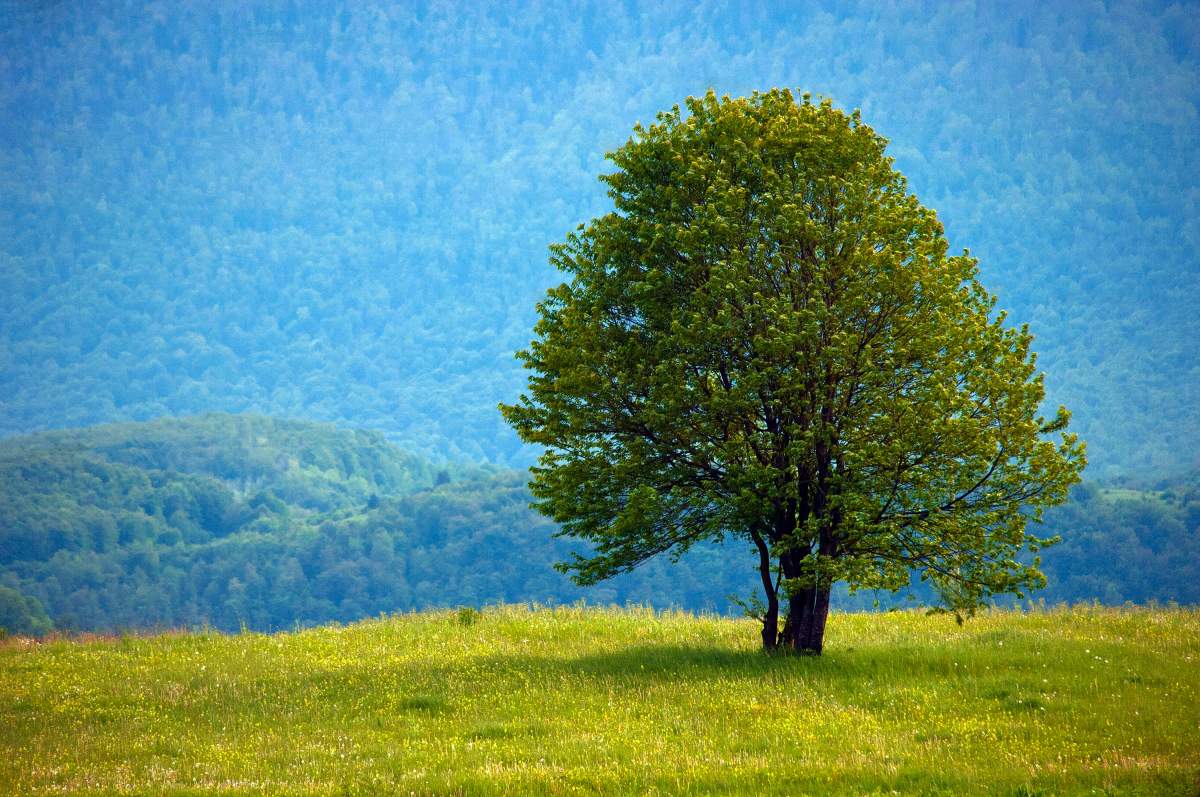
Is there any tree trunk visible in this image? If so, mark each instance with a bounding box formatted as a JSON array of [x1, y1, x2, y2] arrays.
[[749, 525, 780, 651], [761, 597, 779, 650], [784, 584, 832, 654]]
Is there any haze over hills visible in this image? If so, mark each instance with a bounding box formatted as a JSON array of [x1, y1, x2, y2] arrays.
[[0, 1, 1197, 477]]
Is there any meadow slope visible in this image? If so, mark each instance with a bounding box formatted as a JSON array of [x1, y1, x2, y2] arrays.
[[1, 606, 1197, 795]]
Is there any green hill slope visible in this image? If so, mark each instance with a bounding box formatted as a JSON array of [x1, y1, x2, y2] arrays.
[[1, 606, 1197, 795], [0, 414, 435, 561], [0, 415, 755, 633], [1, 415, 1198, 635], [0, 413, 435, 507]]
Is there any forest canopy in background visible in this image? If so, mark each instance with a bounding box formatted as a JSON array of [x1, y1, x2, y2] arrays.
[[0, 1, 1196, 478]]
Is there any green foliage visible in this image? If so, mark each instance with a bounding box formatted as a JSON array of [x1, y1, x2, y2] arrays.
[[0, 415, 756, 632], [0, 586, 52, 637], [504, 91, 1086, 650], [1039, 479, 1200, 605], [0, 606, 1196, 794], [3, 413, 432, 510], [0, 414, 434, 567]]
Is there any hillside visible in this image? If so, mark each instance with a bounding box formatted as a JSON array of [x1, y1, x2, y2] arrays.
[[0, 415, 756, 633], [1, 606, 1197, 795], [0, 415, 1197, 637], [0, 412, 436, 518], [1, 1, 1197, 476]]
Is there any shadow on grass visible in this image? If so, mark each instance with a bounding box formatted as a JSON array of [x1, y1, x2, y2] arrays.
[[414, 640, 985, 693], [534, 639, 998, 683], [280, 632, 1069, 701], [162, 612, 1117, 725], [560, 643, 835, 679], [259, 643, 832, 715]]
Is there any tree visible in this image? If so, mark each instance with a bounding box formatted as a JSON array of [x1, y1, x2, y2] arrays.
[[501, 90, 1086, 654], [0, 585, 53, 637]]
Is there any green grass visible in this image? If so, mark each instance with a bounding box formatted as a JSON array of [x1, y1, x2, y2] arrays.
[[1, 606, 1197, 795]]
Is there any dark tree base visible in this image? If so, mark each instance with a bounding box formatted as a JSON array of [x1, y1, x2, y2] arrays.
[[766, 586, 832, 654]]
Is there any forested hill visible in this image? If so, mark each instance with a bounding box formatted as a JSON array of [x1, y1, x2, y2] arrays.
[[1, 1, 1197, 477], [0, 415, 1197, 636], [0, 415, 754, 634]]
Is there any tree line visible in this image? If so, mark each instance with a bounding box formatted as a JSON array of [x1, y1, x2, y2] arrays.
[[0, 415, 1194, 635]]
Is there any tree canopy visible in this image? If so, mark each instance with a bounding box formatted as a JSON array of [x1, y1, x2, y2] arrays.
[[503, 90, 1087, 653]]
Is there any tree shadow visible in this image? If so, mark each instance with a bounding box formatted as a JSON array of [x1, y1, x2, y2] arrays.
[[248, 626, 1102, 713], [561, 643, 782, 680], [511, 632, 1084, 686], [269, 642, 814, 709], [453, 641, 890, 689]]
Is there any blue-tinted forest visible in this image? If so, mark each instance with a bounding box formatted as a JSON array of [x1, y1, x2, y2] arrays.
[[1, 2, 1198, 633], [2, 0, 1196, 476]]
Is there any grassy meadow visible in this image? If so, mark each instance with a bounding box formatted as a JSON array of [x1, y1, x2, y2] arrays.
[[1, 606, 1197, 795]]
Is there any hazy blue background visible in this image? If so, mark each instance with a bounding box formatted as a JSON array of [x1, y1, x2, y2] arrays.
[[2, 0, 1197, 478]]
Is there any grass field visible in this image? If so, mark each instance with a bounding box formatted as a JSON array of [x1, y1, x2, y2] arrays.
[[1, 606, 1197, 795]]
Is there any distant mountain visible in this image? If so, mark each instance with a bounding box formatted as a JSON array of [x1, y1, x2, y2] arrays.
[[0, 415, 1195, 635], [0, 1, 1197, 477]]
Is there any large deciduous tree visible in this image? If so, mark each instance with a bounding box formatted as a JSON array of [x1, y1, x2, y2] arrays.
[[501, 90, 1085, 654]]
